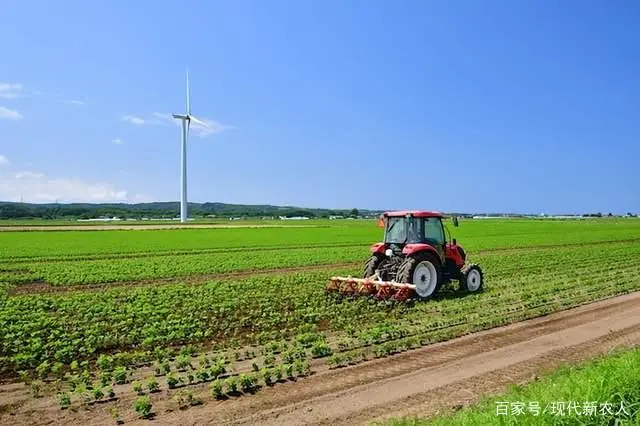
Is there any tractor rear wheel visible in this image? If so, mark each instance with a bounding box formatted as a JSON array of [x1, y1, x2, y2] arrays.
[[397, 252, 442, 299], [460, 263, 484, 293], [363, 254, 384, 279]]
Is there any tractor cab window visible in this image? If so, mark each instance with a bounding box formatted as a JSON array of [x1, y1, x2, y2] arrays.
[[384, 217, 406, 243], [424, 217, 445, 246], [385, 216, 427, 244]]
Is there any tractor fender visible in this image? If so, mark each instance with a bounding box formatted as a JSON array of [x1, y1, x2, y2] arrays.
[[445, 243, 466, 268], [370, 243, 386, 254], [402, 243, 440, 259]]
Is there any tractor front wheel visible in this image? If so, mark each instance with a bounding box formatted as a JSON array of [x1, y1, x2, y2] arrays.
[[460, 263, 484, 293], [397, 253, 442, 299]]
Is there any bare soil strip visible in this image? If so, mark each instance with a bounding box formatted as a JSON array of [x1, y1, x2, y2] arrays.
[[3, 291, 639, 426]]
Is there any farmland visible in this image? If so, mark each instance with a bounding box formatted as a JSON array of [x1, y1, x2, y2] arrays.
[[0, 218, 639, 425]]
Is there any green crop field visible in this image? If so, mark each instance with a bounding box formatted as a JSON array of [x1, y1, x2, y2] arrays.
[[0, 218, 639, 417]]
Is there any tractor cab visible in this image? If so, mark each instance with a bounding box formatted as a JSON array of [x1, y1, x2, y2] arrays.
[[381, 211, 448, 255]]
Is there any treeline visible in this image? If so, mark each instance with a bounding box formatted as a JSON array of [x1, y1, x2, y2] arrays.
[[0, 202, 370, 220]]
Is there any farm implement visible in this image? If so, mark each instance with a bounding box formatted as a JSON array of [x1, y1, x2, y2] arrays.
[[327, 211, 484, 301]]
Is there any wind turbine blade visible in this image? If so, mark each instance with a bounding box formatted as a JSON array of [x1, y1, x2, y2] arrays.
[[189, 115, 208, 127], [186, 68, 191, 116]]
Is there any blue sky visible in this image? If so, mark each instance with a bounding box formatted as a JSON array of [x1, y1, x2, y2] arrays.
[[0, 0, 638, 214]]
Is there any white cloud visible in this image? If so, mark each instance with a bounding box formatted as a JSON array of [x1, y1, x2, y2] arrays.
[[112, 138, 124, 145], [60, 99, 85, 106], [15, 171, 45, 179], [0, 155, 9, 166], [0, 106, 23, 120], [0, 170, 151, 203], [121, 115, 145, 125], [151, 112, 174, 123], [0, 83, 23, 99]]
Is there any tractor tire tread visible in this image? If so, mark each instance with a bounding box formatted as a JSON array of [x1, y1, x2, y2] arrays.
[[363, 254, 384, 278]]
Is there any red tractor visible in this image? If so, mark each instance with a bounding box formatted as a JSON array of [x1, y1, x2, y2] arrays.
[[327, 211, 484, 301]]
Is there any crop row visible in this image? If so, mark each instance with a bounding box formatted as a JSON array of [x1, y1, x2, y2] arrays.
[[2, 246, 368, 286], [5, 237, 639, 288], [14, 256, 640, 416], [0, 225, 378, 260], [2, 241, 639, 376], [2, 218, 638, 261]]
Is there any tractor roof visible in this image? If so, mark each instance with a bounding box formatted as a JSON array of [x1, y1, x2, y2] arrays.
[[384, 210, 443, 218]]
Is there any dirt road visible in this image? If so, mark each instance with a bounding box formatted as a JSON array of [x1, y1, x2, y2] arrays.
[[3, 291, 639, 426]]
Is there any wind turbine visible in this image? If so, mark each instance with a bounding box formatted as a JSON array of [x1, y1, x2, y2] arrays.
[[172, 69, 208, 223]]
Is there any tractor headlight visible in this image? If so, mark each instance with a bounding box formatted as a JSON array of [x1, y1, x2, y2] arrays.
[[385, 248, 393, 257]]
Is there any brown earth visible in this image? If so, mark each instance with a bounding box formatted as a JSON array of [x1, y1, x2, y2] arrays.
[[2, 291, 640, 426]]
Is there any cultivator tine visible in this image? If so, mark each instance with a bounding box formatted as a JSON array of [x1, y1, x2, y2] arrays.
[[343, 278, 358, 295], [375, 285, 394, 300], [327, 276, 417, 301], [392, 287, 411, 302], [358, 279, 377, 296], [326, 278, 341, 293]]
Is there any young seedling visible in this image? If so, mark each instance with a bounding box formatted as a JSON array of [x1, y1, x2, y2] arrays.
[[210, 379, 225, 399], [99, 371, 112, 387], [132, 380, 144, 395], [285, 363, 295, 380], [146, 376, 160, 393], [239, 373, 258, 393], [261, 368, 273, 386], [113, 366, 127, 385], [274, 366, 284, 382], [92, 386, 104, 402], [58, 392, 71, 409], [134, 395, 153, 419], [29, 380, 43, 398], [225, 376, 238, 394], [166, 372, 179, 389]]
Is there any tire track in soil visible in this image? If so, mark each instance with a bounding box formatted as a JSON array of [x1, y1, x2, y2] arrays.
[[160, 291, 640, 426]]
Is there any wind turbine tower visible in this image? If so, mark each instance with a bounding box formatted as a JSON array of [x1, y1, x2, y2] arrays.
[[172, 69, 208, 223]]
